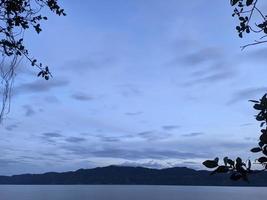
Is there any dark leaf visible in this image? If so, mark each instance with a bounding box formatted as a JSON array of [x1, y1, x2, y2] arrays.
[[203, 160, 218, 168], [248, 160, 251, 170], [246, 0, 254, 6], [214, 166, 229, 174], [259, 141, 264, 147], [223, 157, 228, 166], [37, 71, 43, 77], [227, 159, 235, 166], [231, 0, 240, 6], [250, 147, 262, 153], [254, 104, 264, 110], [258, 157, 267, 163], [260, 133, 267, 144]]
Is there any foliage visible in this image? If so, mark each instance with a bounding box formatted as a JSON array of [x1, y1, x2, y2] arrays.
[[0, 0, 65, 122], [203, 95, 267, 181], [230, 0, 267, 49], [0, 0, 65, 78], [203, 0, 267, 181]]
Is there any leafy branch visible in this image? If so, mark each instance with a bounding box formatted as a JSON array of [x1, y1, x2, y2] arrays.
[[231, 0, 267, 49]]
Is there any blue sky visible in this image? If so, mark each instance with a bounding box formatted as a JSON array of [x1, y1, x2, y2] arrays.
[[0, 0, 267, 175]]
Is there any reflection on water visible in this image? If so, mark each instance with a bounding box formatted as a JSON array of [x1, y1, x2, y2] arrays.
[[0, 185, 266, 200]]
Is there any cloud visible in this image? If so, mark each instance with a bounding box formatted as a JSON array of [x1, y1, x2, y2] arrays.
[[43, 132, 63, 138], [120, 160, 166, 169], [63, 56, 117, 73], [191, 70, 234, 84], [71, 93, 94, 101], [125, 111, 143, 116], [93, 135, 121, 142], [5, 124, 18, 131], [0, 158, 21, 167], [65, 137, 86, 143], [14, 79, 69, 95], [22, 105, 35, 117], [182, 132, 205, 137], [162, 125, 180, 131], [184, 62, 235, 86], [243, 47, 267, 62], [180, 47, 223, 66], [137, 130, 172, 141], [62, 145, 205, 160], [41, 132, 63, 143], [240, 123, 253, 127], [44, 96, 60, 104], [118, 84, 142, 98], [218, 141, 253, 149], [227, 87, 267, 104]]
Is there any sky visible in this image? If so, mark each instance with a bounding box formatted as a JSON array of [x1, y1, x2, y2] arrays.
[[0, 0, 267, 175]]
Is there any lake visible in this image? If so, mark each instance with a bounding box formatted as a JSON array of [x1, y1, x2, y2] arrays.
[[0, 185, 266, 200]]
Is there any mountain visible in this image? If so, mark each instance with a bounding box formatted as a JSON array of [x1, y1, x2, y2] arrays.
[[0, 165, 267, 186]]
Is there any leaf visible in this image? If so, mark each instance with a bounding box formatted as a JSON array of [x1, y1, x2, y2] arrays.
[[231, 0, 239, 6], [248, 160, 251, 170], [214, 166, 229, 173], [258, 157, 267, 163], [250, 147, 262, 153], [203, 160, 218, 168], [256, 115, 265, 121], [227, 159, 235, 166], [257, 23, 265, 29], [223, 157, 228, 166], [260, 133, 267, 144], [259, 141, 264, 147], [254, 104, 264, 110], [246, 0, 254, 6], [262, 146, 267, 156], [236, 157, 242, 165], [37, 71, 43, 77]]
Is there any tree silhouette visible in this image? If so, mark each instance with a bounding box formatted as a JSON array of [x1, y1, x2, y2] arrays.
[[0, 0, 66, 123], [203, 0, 267, 181]]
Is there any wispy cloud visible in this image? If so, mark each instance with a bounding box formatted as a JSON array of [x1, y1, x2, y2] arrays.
[[137, 130, 172, 141], [5, 124, 19, 131], [62, 145, 206, 160], [125, 111, 143, 116], [65, 137, 86, 143], [181, 47, 223, 66], [41, 132, 63, 143], [22, 105, 35, 117], [71, 93, 94, 101], [162, 125, 180, 131], [182, 132, 205, 137], [183, 62, 235, 86], [227, 87, 267, 105], [14, 79, 69, 95], [43, 132, 63, 138]]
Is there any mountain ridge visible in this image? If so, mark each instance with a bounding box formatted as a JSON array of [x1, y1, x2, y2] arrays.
[[0, 165, 266, 186]]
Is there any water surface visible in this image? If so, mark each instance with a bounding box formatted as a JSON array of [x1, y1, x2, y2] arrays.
[[0, 185, 266, 200]]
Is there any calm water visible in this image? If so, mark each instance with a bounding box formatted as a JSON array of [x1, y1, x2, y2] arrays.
[[0, 185, 266, 200]]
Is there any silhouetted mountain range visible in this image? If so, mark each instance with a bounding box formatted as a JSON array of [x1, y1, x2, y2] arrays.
[[0, 165, 267, 186]]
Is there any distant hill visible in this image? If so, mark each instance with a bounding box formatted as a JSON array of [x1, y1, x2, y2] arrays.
[[0, 165, 267, 186]]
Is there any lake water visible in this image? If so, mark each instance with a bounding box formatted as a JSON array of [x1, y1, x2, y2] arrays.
[[0, 185, 266, 200]]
